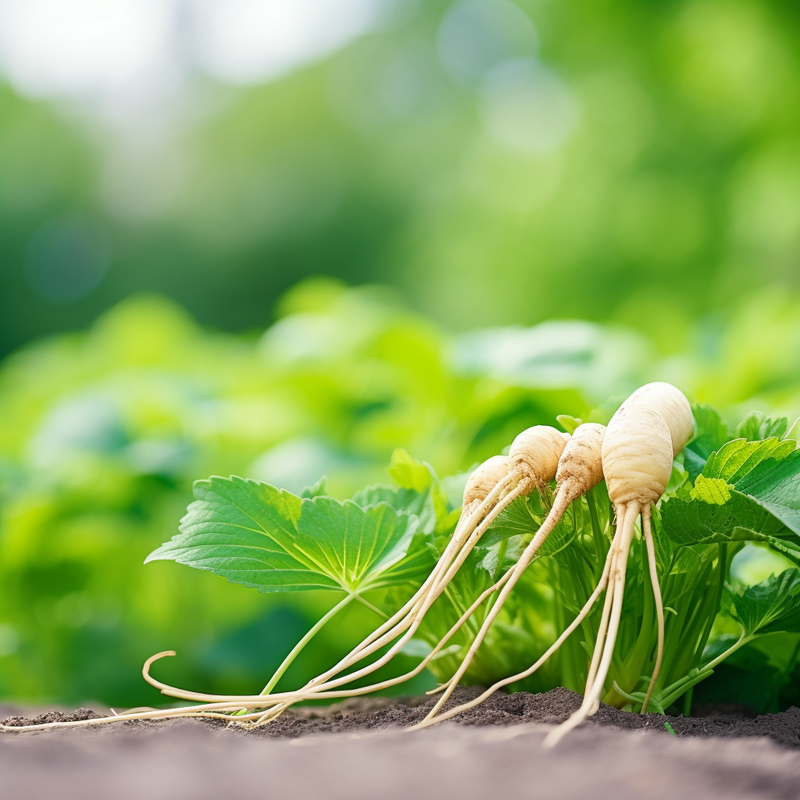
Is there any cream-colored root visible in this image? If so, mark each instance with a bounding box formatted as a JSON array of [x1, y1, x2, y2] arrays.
[[2, 474, 518, 734], [248, 567, 519, 726], [543, 501, 638, 748], [406, 524, 622, 732], [421, 487, 578, 721], [421, 423, 606, 715], [3, 432, 570, 734], [582, 507, 626, 693], [619, 383, 694, 459], [640, 508, 664, 714]]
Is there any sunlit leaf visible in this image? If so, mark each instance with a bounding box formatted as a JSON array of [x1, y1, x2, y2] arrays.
[[703, 438, 795, 485], [147, 476, 424, 594]]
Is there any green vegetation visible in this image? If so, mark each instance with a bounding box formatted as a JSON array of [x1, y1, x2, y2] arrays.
[[142, 399, 800, 720]]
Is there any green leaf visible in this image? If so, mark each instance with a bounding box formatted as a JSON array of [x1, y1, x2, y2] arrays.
[[662, 474, 800, 567], [683, 449, 707, 484], [727, 570, 800, 637], [479, 536, 526, 577], [556, 414, 582, 434], [147, 476, 320, 590], [736, 451, 800, 536], [352, 484, 437, 531], [147, 476, 424, 594], [691, 475, 731, 504], [479, 495, 574, 558], [688, 403, 730, 460], [387, 448, 432, 492], [703, 438, 796, 485], [300, 476, 328, 499], [296, 497, 425, 591], [354, 468, 457, 538], [661, 484, 786, 550], [736, 412, 790, 442]]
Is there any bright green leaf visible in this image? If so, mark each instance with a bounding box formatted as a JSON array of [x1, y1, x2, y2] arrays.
[[703, 438, 795, 485], [295, 497, 424, 592], [556, 414, 582, 434], [147, 476, 425, 594], [661, 487, 785, 549], [691, 475, 731, 505]]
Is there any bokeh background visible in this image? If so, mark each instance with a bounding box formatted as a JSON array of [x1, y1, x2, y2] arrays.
[[2, 0, 800, 708]]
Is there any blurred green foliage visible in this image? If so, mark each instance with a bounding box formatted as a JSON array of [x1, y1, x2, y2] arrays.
[[3, 0, 800, 356]]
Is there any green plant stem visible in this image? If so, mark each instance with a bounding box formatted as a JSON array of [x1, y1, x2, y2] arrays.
[[260, 592, 357, 695], [659, 634, 755, 710], [355, 595, 390, 620], [683, 685, 694, 717]]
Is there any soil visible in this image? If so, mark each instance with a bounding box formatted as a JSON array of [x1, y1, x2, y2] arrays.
[[3, 687, 800, 800]]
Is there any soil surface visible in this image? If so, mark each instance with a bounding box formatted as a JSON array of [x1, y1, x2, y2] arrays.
[[3, 687, 800, 800]]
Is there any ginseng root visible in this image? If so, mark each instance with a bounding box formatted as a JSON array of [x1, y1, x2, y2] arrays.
[[543, 382, 693, 747], [413, 423, 606, 726]]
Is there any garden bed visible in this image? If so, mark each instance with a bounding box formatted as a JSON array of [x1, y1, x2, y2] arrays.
[[3, 688, 800, 800]]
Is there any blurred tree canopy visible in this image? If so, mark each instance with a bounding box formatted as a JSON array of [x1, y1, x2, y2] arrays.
[[2, 0, 800, 358]]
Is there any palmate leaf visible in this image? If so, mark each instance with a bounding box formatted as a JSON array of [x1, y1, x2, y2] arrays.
[[663, 439, 800, 553], [146, 476, 423, 594], [727, 570, 800, 637], [662, 477, 784, 545]]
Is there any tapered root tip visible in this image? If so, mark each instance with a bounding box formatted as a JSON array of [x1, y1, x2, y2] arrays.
[[142, 650, 177, 676]]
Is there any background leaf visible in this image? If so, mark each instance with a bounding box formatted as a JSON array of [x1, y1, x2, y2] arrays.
[[688, 403, 731, 460], [727, 570, 800, 637], [736, 412, 790, 442]]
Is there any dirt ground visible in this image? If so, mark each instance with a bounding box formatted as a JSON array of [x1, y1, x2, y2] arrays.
[[3, 687, 800, 800]]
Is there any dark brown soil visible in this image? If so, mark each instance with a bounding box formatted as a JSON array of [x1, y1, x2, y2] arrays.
[[3, 688, 800, 800]]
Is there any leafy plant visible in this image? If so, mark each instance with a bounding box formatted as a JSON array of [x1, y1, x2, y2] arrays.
[[145, 402, 800, 716]]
